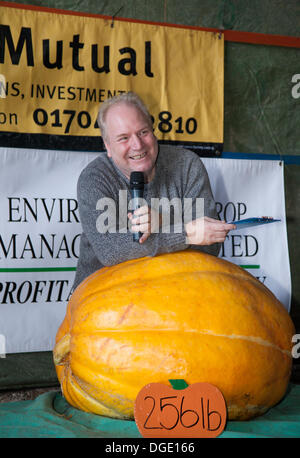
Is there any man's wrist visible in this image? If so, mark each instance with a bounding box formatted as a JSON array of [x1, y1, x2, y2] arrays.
[[184, 219, 205, 245]]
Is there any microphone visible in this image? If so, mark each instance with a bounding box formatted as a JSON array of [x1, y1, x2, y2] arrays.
[[130, 171, 144, 242]]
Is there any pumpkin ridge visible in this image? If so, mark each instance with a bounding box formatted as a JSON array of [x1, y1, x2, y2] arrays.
[[70, 270, 274, 324], [70, 357, 138, 396], [68, 368, 134, 418], [68, 373, 127, 418], [196, 330, 292, 356], [73, 328, 291, 356], [80, 270, 275, 298], [72, 265, 255, 305], [53, 333, 71, 365]]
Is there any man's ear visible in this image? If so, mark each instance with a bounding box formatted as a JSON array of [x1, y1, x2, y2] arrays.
[[104, 140, 112, 157]]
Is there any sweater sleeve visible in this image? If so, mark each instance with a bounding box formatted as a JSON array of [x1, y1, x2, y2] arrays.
[[183, 153, 221, 257], [77, 166, 151, 267], [145, 149, 220, 258], [152, 149, 220, 256]]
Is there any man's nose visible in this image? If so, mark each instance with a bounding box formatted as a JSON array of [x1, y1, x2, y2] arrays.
[[130, 134, 143, 149]]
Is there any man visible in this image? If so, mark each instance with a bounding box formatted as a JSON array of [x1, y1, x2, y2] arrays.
[[72, 92, 235, 291]]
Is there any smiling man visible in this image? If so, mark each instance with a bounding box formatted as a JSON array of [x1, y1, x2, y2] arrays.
[[102, 98, 158, 183], [71, 92, 234, 292]]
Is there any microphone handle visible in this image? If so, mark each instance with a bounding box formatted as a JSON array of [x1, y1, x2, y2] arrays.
[[131, 188, 144, 242]]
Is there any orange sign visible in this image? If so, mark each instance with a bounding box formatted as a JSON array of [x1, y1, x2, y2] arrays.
[[134, 381, 227, 438]]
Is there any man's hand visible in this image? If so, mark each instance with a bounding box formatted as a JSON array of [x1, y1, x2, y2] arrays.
[[185, 216, 236, 245], [128, 205, 161, 244]]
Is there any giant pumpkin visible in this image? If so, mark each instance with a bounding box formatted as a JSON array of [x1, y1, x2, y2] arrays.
[[53, 251, 295, 421]]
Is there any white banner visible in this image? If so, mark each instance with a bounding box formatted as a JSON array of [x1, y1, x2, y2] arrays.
[[0, 147, 291, 353], [203, 157, 291, 312], [0, 147, 97, 353]]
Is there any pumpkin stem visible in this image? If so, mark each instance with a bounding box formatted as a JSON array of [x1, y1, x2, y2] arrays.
[[53, 333, 71, 365]]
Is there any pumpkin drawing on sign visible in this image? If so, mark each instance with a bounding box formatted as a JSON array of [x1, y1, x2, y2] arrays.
[[134, 381, 227, 438]]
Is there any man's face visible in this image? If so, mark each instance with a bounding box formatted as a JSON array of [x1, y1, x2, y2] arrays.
[[104, 102, 158, 182]]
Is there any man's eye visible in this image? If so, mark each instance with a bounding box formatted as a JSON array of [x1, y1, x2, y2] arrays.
[[140, 129, 149, 136], [118, 136, 128, 142]]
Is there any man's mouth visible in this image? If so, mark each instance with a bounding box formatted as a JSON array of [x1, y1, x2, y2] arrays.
[[129, 152, 147, 160]]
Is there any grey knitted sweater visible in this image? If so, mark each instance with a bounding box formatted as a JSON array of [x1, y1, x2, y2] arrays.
[[72, 144, 220, 291]]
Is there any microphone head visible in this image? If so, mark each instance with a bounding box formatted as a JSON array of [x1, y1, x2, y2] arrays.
[[130, 171, 144, 189]]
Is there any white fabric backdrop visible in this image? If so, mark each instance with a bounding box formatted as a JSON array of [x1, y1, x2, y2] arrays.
[[0, 147, 291, 353]]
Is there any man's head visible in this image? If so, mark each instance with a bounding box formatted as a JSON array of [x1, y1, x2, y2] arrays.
[[97, 92, 158, 182]]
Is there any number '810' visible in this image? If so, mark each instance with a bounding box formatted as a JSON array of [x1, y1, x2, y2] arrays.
[[152, 111, 197, 135]]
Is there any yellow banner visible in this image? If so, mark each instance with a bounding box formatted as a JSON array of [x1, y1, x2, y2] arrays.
[[0, 5, 224, 143]]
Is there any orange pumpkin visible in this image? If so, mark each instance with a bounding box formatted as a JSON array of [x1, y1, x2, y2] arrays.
[[53, 250, 295, 421]]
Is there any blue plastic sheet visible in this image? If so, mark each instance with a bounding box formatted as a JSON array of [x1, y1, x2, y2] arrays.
[[0, 384, 299, 438]]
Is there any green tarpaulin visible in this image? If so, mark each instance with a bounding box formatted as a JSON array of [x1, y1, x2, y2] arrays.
[[0, 383, 299, 438]]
